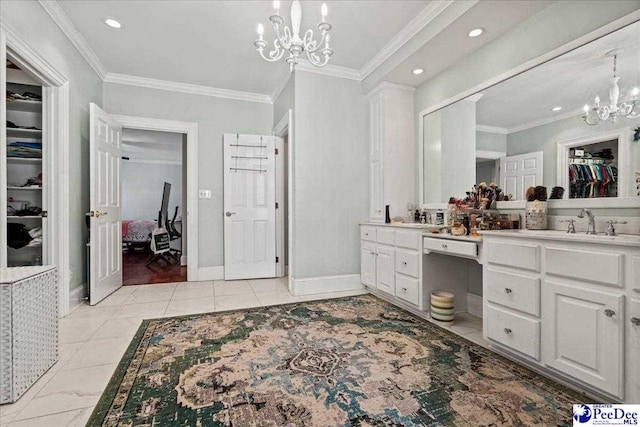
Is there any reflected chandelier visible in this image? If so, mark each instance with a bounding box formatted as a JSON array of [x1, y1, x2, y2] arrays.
[[254, 0, 334, 71], [583, 50, 639, 125]]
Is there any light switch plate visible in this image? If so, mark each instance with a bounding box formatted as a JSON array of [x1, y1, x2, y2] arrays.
[[199, 189, 212, 199]]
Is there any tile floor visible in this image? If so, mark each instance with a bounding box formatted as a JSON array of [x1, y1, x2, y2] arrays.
[[0, 278, 484, 427]]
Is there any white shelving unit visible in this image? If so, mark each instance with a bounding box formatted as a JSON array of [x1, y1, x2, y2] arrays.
[[4, 65, 47, 267]]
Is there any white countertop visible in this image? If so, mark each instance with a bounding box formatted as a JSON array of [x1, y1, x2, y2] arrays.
[[481, 229, 640, 247], [361, 222, 443, 231], [0, 266, 56, 284]]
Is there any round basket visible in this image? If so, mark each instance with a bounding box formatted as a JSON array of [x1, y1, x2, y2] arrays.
[[430, 291, 455, 325]]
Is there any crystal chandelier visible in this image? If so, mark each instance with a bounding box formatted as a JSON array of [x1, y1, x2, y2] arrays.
[[254, 0, 334, 72], [583, 50, 639, 125]]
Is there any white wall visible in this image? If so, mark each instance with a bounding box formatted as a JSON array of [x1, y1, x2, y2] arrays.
[[122, 162, 183, 221], [292, 71, 368, 280], [477, 130, 507, 152], [274, 74, 294, 125], [2, 1, 103, 292], [103, 82, 273, 269]]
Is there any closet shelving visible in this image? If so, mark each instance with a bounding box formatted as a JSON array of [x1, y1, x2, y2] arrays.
[[5, 62, 46, 267], [568, 141, 618, 199]]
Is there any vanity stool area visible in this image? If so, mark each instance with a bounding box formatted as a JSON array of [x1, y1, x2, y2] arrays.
[[360, 224, 640, 404], [359, 223, 483, 324]]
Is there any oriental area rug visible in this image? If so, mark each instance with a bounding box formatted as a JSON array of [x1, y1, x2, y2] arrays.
[[87, 295, 579, 426]]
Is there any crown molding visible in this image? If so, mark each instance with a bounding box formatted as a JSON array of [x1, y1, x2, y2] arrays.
[[476, 125, 508, 134], [364, 81, 416, 100], [359, 0, 455, 80], [38, 0, 107, 80], [104, 72, 272, 104], [296, 59, 362, 81], [506, 108, 584, 134]]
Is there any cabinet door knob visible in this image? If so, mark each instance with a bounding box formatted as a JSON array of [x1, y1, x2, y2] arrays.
[[403, 261, 407, 265], [370, 251, 375, 255], [402, 287, 407, 292], [631, 317, 640, 326], [504, 288, 512, 294], [504, 328, 512, 334], [442, 244, 448, 249], [604, 309, 615, 317]]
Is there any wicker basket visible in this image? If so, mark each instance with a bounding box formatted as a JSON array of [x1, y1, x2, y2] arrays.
[[0, 266, 58, 404], [525, 201, 548, 230]]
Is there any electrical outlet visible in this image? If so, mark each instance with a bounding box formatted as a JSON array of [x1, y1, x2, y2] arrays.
[[199, 189, 212, 199]]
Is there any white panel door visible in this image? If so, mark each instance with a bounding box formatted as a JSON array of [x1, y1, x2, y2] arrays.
[[369, 95, 384, 221], [360, 240, 376, 286], [500, 151, 543, 200], [375, 244, 395, 295], [89, 103, 122, 305], [542, 281, 624, 397], [224, 134, 276, 280]]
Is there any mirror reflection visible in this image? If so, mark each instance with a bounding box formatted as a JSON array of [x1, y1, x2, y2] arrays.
[[423, 21, 640, 203]]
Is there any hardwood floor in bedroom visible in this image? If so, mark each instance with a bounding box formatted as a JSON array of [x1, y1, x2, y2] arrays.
[[122, 249, 186, 286]]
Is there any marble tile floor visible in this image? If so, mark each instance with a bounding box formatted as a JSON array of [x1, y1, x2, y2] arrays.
[[0, 278, 484, 427]]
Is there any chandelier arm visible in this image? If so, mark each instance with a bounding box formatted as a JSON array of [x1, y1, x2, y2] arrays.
[[305, 49, 331, 67], [582, 114, 600, 126], [304, 30, 329, 54], [257, 41, 285, 63], [596, 107, 610, 121]]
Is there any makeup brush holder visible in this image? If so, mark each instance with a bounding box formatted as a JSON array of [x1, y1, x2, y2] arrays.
[[525, 201, 548, 230]]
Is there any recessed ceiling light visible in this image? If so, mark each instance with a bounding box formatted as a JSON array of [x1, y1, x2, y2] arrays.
[[104, 18, 123, 29], [468, 27, 484, 38], [412, 68, 424, 75], [551, 106, 562, 112]]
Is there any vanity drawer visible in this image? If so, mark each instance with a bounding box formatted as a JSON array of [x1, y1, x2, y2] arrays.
[[485, 241, 540, 272], [423, 237, 477, 258], [486, 303, 540, 360], [546, 247, 623, 288], [360, 226, 376, 242], [395, 249, 419, 278], [395, 274, 419, 306], [395, 230, 420, 250], [485, 268, 540, 316], [377, 228, 395, 245]]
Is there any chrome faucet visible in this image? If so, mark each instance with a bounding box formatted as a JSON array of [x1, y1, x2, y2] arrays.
[[577, 209, 596, 234]]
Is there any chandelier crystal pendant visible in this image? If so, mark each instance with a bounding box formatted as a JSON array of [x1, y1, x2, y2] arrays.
[[254, 0, 334, 72], [583, 49, 639, 125]]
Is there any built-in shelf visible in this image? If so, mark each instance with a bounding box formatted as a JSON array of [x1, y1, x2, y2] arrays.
[[7, 186, 42, 191], [6, 216, 42, 219], [7, 128, 42, 138], [6, 157, 42, 164], [6, 99, 42, 113]]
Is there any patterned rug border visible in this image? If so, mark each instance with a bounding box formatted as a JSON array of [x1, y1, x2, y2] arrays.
[[86, 294, 587, 426]]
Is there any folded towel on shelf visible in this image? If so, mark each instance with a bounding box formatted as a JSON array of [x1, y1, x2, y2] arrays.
[[7, 141, 42, 158]]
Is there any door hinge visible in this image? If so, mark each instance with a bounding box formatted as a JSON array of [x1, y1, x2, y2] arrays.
[[275, 202, 279, 209], [41, 210, 48, 218], [275, 148, 279, 155], [276, 256, 280, 263]]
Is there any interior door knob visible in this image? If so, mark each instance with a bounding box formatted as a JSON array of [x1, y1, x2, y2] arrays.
[[604, 309, 615, 317], [504, 328, 512, 334], [225, 211, 236, 217]]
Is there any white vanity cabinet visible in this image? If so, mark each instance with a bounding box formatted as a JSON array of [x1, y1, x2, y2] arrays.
[[360, 224, 422, 308], [483, 232, 639, 402], [366, 83, 415, 221]]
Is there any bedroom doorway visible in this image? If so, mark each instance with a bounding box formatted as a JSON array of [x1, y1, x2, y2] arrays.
[[121, 128, 187, 286]]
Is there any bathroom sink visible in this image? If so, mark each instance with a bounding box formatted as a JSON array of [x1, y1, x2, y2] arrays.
[[482, 229, 640, 246]]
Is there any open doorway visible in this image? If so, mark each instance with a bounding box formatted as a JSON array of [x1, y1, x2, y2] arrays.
[[121, 128, 186, 286]]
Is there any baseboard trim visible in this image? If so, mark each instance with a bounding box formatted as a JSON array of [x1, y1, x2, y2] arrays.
[[467, 293, 483, 318], [291, 274, 364, 296], [197, 266, 224, 281], [68, 284, 87, 313]]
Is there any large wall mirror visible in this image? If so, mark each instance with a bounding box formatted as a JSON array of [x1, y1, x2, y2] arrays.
[[421, 20, 640, 205]]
